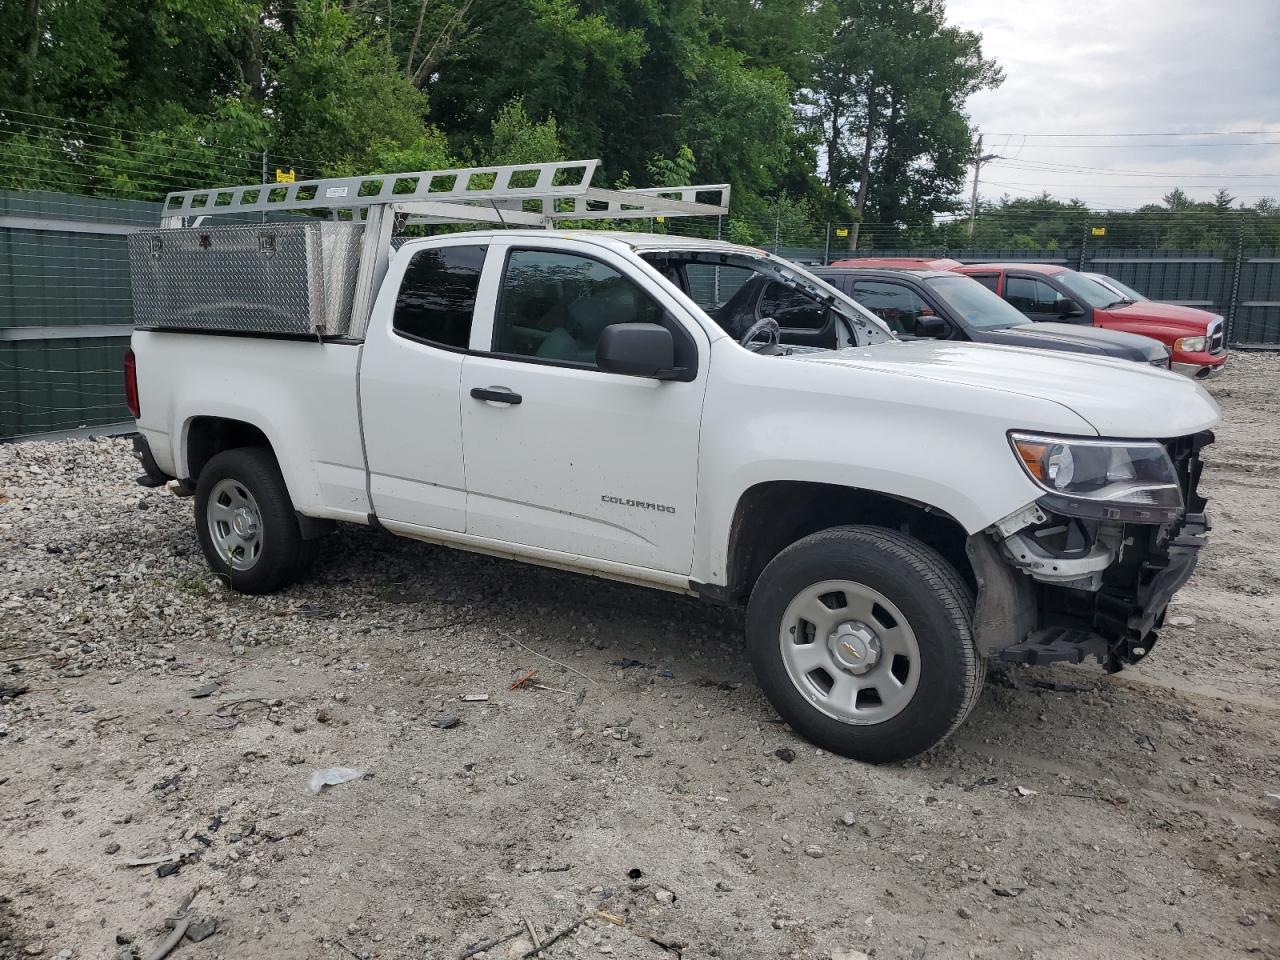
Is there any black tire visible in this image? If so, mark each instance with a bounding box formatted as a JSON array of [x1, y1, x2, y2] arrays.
[[194, 446, 316, 595], [746, 525, 983, 764]]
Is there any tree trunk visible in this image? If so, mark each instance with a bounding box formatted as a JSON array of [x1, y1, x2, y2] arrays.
[[23, 0, 41, 107], [826, 102, 841, 191], [405, 0, 430, 79], [849, 79, 877, 251], [409, 0, 474, 89]]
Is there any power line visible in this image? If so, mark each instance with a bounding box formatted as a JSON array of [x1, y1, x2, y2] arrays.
[[992, 158, 1280, 180], [981, 130, 1277, 138], [990, 141, 1280, 149]]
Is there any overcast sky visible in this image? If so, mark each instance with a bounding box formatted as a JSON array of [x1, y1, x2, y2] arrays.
[[944, 0, 1280, 210]]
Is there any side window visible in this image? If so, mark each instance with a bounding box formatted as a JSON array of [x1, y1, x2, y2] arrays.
[[393, 244, 487, 349], [493, 250, 666, 366], [969, 273, 999, 292], [758, 281, 828, 331], [850, 280, 929, 336], [1005, 276, 1059, 312]]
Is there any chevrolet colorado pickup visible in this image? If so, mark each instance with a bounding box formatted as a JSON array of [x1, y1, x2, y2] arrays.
[[125, 165, 1221, 763]]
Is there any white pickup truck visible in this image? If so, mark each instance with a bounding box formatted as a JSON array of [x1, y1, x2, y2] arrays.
[[125, 163, 1220, 762]]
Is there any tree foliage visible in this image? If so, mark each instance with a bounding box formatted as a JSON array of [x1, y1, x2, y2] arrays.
[[0, 0, 1044, 230]]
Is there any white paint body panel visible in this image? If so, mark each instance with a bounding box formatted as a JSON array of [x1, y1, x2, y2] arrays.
[[456, 236, 710, 573], [131, 229, 1222, 594], [131, 331, 369, 522]]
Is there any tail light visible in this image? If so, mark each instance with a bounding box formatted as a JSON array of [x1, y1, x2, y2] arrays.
[[124, 349, 140, 418]]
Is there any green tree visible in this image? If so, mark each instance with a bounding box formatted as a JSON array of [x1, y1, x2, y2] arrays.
[[807, 0, 1002, 240]]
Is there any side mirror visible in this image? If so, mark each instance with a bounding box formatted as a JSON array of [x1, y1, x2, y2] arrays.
[[1055, 297, 1083, 318], [914, 315, 947, 338], [596, 323, 680, 378]]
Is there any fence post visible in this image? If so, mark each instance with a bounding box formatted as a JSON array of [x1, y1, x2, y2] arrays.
[[715, 216, 723, 305], [823, 222, 831, 265], [1226, 217, 1245, 343], [773, 211, 780, 254], [1078, 226, 1088, 271]]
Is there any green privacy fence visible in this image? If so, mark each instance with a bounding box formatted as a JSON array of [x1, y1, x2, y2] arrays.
[[3, 189, 1280, 441], [1, 189, 160, 440], [832, 245, 1280, 346]]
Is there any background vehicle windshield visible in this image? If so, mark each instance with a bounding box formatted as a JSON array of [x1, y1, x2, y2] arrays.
[[1055, 270, 1117, 309], [924, 275, 1030, 329], [1087, 273, 1147, 303]]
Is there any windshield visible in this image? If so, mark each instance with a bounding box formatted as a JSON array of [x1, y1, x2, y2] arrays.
[[1055, 270, 1117, 310], [641, 248, 895, 346], [1086, 273, 1146, 303], [923, 274, 1029, 329]]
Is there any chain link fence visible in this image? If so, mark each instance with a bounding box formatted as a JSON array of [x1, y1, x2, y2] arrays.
[[3, 187, 1279, 441]]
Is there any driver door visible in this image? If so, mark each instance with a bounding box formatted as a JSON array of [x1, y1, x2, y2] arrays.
[[459, 239, 710, 574]]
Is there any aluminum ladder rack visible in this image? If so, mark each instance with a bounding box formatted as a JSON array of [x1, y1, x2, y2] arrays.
[[156, 159, 729, 338]]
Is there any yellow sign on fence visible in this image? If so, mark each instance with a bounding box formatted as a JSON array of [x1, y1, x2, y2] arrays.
[[275, 168, 296, 184], [835, 227, 849, 238], [1091, 226, 1106, 237]]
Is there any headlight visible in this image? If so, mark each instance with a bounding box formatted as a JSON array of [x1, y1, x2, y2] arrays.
[[1175, 336, 1207, 352], [1010, 433, 1183, 522]]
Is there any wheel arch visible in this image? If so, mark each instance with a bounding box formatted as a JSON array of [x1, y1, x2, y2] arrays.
[[184, 415, 272, 482], [712, 480, 976, 605]]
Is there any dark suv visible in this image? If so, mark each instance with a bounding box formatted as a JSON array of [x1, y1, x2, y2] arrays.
[[810, 268, 1170, 365]]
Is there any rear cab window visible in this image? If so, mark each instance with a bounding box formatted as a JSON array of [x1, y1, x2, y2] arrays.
[[393, 245, 487, 349]]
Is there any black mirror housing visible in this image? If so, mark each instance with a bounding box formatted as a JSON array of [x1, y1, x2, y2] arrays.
[[914, 315, 947, 338], [1055, 297, 1083, 318], [596, 323, 679, 378]]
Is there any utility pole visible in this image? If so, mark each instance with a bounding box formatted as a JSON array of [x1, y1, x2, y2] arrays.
[[967, 134, 1000, 238]]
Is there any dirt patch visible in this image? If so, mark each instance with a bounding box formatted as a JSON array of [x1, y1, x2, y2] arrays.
[[1, 355, 1277, 960]]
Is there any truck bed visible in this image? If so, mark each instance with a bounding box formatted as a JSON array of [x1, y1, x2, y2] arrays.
[[132, 331, 370, 522]]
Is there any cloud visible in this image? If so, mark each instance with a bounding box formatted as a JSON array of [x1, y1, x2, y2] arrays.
[[945, 0, 1280, 208]]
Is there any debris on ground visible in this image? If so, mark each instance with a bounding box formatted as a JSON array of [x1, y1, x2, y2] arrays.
[[0, 356, 1277, 960], [305, 768, 363, 794]]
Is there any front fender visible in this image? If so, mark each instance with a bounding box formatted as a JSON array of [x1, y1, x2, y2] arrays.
[[691, 342, 1094, 586]]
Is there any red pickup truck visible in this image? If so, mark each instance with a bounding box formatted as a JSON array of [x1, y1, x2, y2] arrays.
[[950, 262, 1227, 379]]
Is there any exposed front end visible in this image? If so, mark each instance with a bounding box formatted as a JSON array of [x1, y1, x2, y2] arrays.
[[972, 431, 1214, 671]]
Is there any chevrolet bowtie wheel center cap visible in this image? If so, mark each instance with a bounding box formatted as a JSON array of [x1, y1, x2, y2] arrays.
[[828, 621, 881, 675]]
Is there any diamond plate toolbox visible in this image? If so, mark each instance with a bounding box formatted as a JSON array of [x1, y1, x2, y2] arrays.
[[129, 222, 364, 336]]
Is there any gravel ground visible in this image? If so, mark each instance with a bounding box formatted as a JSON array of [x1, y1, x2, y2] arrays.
[[1, 353, 1277, 960]]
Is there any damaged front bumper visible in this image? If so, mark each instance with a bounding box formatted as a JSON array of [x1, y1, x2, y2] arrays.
[[970, 432, 1213, 672]]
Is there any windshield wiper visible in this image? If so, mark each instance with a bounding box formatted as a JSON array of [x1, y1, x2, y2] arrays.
[[1106, 298, 1135, 309]]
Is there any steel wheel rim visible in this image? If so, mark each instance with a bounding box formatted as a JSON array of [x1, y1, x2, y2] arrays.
[[778, 579, 921, 726], [207, 479, 264, 571]]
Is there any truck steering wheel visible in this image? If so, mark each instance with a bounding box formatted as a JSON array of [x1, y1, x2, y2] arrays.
[[739, 317, 781, 353]]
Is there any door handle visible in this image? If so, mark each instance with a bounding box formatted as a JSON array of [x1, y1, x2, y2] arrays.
[[470, 386, 522, 405]]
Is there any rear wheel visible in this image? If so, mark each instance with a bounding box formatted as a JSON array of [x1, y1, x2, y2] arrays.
[[195, 447, 315, 594], [746, 525, 983, 763]]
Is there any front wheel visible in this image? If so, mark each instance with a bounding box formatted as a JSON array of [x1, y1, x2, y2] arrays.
[[194, 447, 315, 594], [746, 526, 983, 763]]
